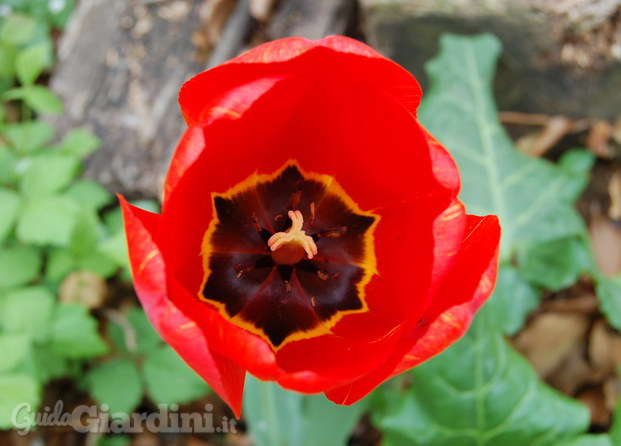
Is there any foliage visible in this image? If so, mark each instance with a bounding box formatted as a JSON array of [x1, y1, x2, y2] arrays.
[[0, 10, 208, 430], [372, 33, 620, 445], [86, 308, 211, 414]]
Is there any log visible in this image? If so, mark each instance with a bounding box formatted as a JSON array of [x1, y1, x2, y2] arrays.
[[362, 0, 621, 119], [267, 0, 359, 40], [49, 0, 209, 198], [49, 0, 358, 197]]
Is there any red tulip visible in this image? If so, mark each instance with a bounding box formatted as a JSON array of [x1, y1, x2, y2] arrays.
[[120, 36, 500, 417]]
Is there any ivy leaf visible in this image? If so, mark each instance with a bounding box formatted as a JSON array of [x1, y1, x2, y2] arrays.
[[86, 359, 143, 414], [595, 276, 621, 331], [560, 435, 614, 446], [373, 311, 590, 446], [517, 236, 592, 292], [142, 345, 210, 405], [419, 34, 592, 260], [484, 266, 540, 335]]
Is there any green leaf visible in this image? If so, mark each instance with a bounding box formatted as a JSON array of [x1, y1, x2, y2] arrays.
[[2, 86, 27, 101], [49, 304, 107, 358], [23, 85, 63, 114], [86, 359, 143, 414], [0, 286, 55, 342], [0, 46, 17, 78], [303, 395, 366, 446], [596, 276, 621, 331], [4, 121, 54, 153], [244, 377, 365, 446], [45, 248, 76, 283], [69, 208, 102, 256], [16, 43, 48, 86], [107, 307, 162, 355], [518, 236, 591, 291], [20, 154, 80, 198], [17, 195, 79, 246], [611, 396, 621, 444], [0, 188, 20, 242], [419, 34, 592, 259], [484, 266, 540, 335], [0, 146, 18, 184], [0, 374, 41, 430], [20, 344, 68, 383], [57, 128, 101, 158], [0, 14, 37, 45], [97, 435, 131, 446], [244, 376, 305, 446], [373, 312, 590, 446], [0, 245, 41, 290], [142, 345, 210, 405], [560, 435, 614, 446], [0, 334, 31, 372], [65, 180, 112, 211], [77, 251, 118, 279], [99, 230, 129, 268]]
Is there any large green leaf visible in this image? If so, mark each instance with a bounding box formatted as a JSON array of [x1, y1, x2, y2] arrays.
[[419, 34, 592, 259], [484, 266, 539, 335], [596, 276, 621, 331], [244, 376, 365, 446], [374, 311, 589, 446]]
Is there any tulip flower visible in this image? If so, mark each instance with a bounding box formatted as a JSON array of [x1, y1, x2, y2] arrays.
[[120, 36, 501, 417]]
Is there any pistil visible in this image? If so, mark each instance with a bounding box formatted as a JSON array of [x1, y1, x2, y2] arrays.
[[268, 210, 318, 264]]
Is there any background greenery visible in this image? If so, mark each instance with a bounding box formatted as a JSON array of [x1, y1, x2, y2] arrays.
[[0, 3, 619, 446]]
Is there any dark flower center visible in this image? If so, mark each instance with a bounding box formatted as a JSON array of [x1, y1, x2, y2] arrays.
[[198, 162, 378, 349]]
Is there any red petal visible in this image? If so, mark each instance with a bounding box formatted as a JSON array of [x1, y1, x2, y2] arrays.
[[161, 71, 460, 382], [119, 195, 246, 417], [179, 36, 421, 126], [324, 214, 500, 405]]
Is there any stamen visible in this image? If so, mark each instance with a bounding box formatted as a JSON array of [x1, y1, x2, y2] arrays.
[[268, 210, 318, 263]]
